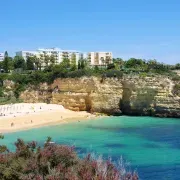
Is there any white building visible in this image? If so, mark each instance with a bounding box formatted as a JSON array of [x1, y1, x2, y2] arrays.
[[87, 52, 113, 66], [16, 48, 83, 65], [0, 53, 4, 61], [16, 51, 38, 60]]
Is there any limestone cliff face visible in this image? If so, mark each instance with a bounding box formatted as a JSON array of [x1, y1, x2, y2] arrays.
[[121, 77, 180, 117], [89, 78, 123, 115], [20, 77, 123, 115], [51, 77, 122, 114], [19, 83, 52, 103], [20, 76, 180, 117], [51, 78, 94, 111]]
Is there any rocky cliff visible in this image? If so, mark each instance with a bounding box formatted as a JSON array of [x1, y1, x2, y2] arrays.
[[20, 76, 180, 117], [121, 77, 180, 117]]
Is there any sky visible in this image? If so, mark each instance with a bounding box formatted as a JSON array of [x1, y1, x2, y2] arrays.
[[0, 0, 180, 64]]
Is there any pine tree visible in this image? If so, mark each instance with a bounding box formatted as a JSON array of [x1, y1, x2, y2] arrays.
[[3, 51, 11, 73], [26, 57, 35, 70], [78, 60, 81, 69], [70, 53, 77, 70], [81, 60, 85, 69], [14, 56, 26, 70], [62, 58, 70, 69], [50, 55, 56, 65]]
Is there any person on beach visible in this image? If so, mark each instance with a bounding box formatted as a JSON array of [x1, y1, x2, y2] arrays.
[[11, 122, 14, 127]]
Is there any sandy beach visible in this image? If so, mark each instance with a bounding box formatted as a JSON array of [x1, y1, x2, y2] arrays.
[[0, 103, 95, 133]]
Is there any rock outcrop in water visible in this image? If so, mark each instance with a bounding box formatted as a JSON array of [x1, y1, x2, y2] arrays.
[[20, 76, 180, 117]]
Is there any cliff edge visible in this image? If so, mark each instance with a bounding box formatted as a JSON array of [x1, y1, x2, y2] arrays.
[[19, 76, 180, 117]]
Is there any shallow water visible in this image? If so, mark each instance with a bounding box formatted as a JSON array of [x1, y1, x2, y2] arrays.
[[2, 116, 180, 180]]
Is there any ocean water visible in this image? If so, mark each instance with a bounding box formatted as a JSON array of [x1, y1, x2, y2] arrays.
[[1, 116, 180, 180]]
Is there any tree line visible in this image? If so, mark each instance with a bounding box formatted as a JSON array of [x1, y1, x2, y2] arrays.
[[112, 58, 180, 72], [0, 51, 88, 73], [1, 51, 179, 74]]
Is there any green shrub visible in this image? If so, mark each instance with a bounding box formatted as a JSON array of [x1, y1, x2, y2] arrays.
[[107, 63, 116, 70], [0, 97, 22, 105], [0, 87, 4, 97], [14, 84, 26, 98], [139, 72, 147, 78], [172, 75, 180, 81], [104, 70, 123, 78], [8, 73, 28, 84], [65, 69, 92, 78], [173, 84, 180, 96], [174, 84, 180, 90]]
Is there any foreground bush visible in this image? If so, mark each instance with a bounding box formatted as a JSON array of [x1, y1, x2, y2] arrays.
[[0, 138, 138, 180]]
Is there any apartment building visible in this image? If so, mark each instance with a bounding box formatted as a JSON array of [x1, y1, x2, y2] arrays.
[[16, 48, 83, 65], [87, 52, 113, 66], [0, 53, 4, 61], [16, 51, 38, 60]]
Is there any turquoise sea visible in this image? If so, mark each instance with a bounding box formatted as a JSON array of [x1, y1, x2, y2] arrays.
[[1, 116, 180, 180]]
